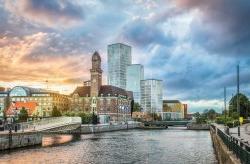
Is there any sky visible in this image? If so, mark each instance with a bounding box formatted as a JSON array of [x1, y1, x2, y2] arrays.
[[0, 0, 250, 113]]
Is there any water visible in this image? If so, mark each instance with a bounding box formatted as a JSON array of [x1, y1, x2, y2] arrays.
[[0, 127, 217, 164]]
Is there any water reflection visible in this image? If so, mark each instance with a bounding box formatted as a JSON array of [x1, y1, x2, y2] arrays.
[[42, 135, 76, 147], [0, 128, 218, 164]]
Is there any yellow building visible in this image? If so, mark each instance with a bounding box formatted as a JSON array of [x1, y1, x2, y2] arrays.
[[9, 86, 69, 117], [163, 100, 185, 119]]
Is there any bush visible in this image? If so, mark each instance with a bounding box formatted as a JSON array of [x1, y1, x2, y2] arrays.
[[51, 106, 62, 117], [18, 107, 28, 122]]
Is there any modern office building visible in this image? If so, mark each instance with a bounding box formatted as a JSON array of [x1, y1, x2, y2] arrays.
[[140, 79, 163, 113], [107, 43, 132, 90], [71, 51, 133, 123], [126, 64, 144, 104]]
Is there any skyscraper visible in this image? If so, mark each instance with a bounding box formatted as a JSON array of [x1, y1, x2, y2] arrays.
[[126, 64, 144, 104], [141, 79, 163, 113], [107, 43, 132, 90]]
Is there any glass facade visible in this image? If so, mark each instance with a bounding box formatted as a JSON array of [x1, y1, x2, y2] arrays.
[[141, 79, 163, 113], [107, 43, 132, 90], [9, 86, 29, 97], [126, 64, 144, 104]]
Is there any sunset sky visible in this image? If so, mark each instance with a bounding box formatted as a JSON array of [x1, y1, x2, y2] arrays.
[[0, 0, 250, 113]]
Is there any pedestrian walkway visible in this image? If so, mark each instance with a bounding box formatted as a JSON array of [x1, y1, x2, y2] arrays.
[[229, 123, 250, 145]]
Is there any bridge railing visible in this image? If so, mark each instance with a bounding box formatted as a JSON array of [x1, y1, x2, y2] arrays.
[[19, 117, 81, 132], [211, 124, 250, 163]]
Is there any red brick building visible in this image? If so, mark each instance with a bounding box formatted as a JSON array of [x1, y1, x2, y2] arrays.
[[71, 52, 133, 122]]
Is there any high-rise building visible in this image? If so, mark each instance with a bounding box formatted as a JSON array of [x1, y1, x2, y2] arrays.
[[107, 43, 132, 90], [141, 79, 163, 113], [126, 64, 144, 104]]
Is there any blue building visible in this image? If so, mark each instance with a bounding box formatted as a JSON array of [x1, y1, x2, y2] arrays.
[[126, 64, 144, 104], [107, 43, 132, 90]]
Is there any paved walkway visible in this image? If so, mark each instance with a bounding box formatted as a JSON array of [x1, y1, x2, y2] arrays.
[[230, 123, 250, 145]]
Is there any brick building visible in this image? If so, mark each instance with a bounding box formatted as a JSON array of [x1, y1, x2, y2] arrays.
[[71, 52, 133, 123]]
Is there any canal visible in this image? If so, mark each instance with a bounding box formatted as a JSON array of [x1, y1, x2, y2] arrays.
[[0, 127, 217, 164]]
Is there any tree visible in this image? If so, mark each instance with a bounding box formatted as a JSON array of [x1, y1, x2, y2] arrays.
[[18, 107, 28, 122], [51, 106, 62, 117], [133, 102, 141, 112], [229, 93, 249, 118]]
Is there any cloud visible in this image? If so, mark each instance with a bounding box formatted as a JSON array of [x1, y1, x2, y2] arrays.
[[0, 32, 91, 85], [120, 19, 175, 47], [175, 0, 250, 56], [4, 0, 84, 28]]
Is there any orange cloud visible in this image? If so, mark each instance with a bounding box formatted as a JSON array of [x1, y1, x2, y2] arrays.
[[0, 32, 92, 94]]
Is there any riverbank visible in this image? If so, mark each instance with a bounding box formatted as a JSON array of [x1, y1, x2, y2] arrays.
[[187, 123, 210, 130], [0, 122, 140, 151], [80, 122, 140, 134], [0, 131, 42, 151], [210, 124, 241, 164]]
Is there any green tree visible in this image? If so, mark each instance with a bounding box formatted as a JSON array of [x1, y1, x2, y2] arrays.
[[229, 93, 249, 118], [51, 106, 62, 117], [133, 102, 141, 112], [18, 107, 28, 122]]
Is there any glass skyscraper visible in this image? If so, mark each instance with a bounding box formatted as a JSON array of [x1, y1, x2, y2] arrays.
[[141, 79, 163, 113], [126, 64, 144, 104], [107, 43, 132, 90]]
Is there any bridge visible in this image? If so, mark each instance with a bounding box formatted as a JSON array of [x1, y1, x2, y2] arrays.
[[0, 117, 81, 151], [19, 117, 82, 133], [143, 120, 192, 127]]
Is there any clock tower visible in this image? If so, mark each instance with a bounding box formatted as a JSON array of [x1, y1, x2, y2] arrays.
[[90, 51, 102, 97]]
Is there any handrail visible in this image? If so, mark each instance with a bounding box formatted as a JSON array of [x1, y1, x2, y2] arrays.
[[211, 124, 250, 163]]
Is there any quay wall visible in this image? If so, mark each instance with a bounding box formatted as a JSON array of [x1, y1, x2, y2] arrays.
[[0, 131, 42, 151], [80, 123, 140, 134], [210, 126, 241, 164]]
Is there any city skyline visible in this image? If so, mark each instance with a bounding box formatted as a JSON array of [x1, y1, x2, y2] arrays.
[[1, 0, 250, 113]]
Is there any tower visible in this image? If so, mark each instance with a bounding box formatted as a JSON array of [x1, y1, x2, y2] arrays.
[[90, 51, 102, 97], [107, 43, 132, 89]]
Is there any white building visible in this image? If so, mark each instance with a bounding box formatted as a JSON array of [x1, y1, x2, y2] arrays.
[[141, 79, 163, 113]]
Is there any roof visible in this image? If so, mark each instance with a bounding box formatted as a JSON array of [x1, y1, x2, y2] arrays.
[[72, 86, 91, 97], [163, 100, 181, 104], [99, 85, 129, 97], [6, 102, 38, 116], [72, 85, 132, 99], [108, 43, 131, 48], [92, 51, 101, 61]]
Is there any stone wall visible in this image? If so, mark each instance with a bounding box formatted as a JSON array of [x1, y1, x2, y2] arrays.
[[80, 123, 140, 134], [210, 127, 241, 164], [0, 131, 42, 151]]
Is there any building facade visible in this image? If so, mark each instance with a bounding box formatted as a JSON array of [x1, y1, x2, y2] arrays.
[[141, 79, 163, 113], [8, 86, 69, 117], [107, 43, 132, 90], [162, 100, 187, 120], [71, 51, 133, 123], [0, 91, 9, 119], [126, 64, 144, 104]]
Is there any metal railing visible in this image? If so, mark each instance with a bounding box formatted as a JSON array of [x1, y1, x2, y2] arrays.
[[1, 117, 81, 132], [211, 124, 250, 164]]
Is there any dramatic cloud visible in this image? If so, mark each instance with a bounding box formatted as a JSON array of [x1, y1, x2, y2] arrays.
[[4, 0, 84, 28], [0, 0, 250, 112], [175, 0, 250, 56]]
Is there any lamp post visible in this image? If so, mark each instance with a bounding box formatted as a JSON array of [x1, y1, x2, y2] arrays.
[[237, 64, 240, 137]]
